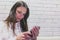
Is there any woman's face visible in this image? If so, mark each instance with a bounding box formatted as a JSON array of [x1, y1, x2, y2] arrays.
[[15, 6, 27, 22]]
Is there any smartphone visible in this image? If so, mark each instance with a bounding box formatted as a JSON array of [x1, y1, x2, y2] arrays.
[[29, 26, 40, 37]]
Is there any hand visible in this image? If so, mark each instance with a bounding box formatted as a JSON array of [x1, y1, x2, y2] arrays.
[[30, 26, 40, 39], [16, 32, 31, 40]]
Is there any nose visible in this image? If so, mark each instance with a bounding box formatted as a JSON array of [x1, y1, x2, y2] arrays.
[[19, 13, 24, 18]]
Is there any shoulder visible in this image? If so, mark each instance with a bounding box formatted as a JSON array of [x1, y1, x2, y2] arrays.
[[0, 21, 7, 31], [0, 21, 14, 39], [0, 21, 7, 27], [0, 21, 10, 36]]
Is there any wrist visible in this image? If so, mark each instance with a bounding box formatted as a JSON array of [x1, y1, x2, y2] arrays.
[[16, 36, 20, 40], [32, 37, 37, 40]]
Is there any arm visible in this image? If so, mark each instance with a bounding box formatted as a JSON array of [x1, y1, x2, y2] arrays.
[[0, 21, 16, 40], [0, 28, 16, 40]]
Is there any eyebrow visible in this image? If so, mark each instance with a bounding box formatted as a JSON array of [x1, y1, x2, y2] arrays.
[[17, 10, 21, 13], [17, 10, 26, 14]]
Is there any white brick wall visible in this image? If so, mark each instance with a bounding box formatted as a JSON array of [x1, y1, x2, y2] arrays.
[[0, 0, 60, 39], [27, 0, 60, 37]]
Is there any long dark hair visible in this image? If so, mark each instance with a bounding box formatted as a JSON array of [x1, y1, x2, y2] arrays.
[[4, 1, 29, 35]]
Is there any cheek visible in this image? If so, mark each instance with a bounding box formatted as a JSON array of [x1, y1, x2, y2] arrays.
[[16, 14, 24, 19]]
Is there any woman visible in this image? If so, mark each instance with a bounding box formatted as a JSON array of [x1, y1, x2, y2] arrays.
[[0, 1, 40, 40]]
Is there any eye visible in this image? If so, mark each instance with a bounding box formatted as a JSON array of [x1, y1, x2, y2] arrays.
[[23, 14, 25, 15], [17, 10, 26, 15], [17, 11, 21, 14]]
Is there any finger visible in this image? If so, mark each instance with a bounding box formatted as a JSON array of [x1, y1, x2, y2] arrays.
[[37, 26, 40, 29], [23, 34, 31, 39], [23, 32, 32, 38], [33, 28, 37, 36], [34, 26, 39, 32], [32, 28, 36, 38], [34, 26, 40, 36], [22, 37, 30, 40], [33, 27, 39, 37], [32, 27, 38, 36], [22, 32, 32, 39], [30, 26, 40, 38], [32, 26, 39, 34], [21, 35, 28, 40], [22, 38, 26, 40], [34, 26, 39, 36], [23, 32, 31, 35], [21, 34, 26, 38], [27, 34, 31, 39], [35, 26, 40, 30], [31, 27, 36, 37]]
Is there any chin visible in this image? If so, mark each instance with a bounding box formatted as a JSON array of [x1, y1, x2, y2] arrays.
[[17, 18, 23, 21], [16, 19, 20, 22]]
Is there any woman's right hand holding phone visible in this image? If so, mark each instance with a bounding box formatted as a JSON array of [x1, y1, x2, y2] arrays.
[[16, 26, 40, 40], [16, 32, 31, 40], [30, 26, 40, 40]]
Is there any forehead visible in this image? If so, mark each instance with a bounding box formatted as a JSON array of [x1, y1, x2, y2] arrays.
[[16, 6, 27, 13]]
